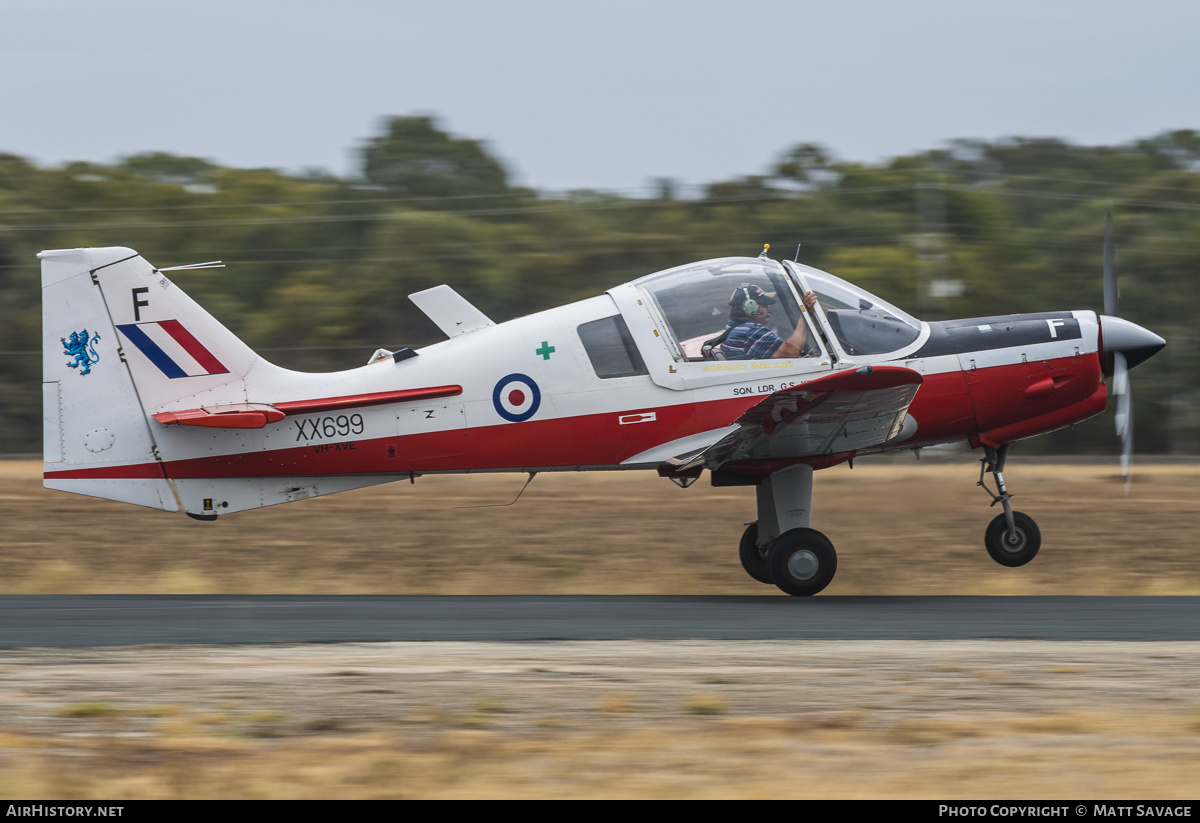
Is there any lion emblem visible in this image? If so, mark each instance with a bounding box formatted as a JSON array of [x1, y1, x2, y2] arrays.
[[62, 329, 101, 376]]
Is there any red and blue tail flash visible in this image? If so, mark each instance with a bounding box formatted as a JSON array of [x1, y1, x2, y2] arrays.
[[116, 320, 230, 379]]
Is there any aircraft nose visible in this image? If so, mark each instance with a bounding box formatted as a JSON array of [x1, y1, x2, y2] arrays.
[[1099, 315, 1166, 372]]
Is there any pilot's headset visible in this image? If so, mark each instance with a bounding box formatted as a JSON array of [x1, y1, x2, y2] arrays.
[[733, 284, 771, 318]]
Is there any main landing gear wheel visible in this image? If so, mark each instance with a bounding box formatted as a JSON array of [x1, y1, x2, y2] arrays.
[[767, 528, 837, 597], [984, 511, 1041, 567], [738, 522, 773, 585]]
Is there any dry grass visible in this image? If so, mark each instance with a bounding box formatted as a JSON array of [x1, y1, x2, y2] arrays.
[[2, 458, 1198, 595], [0, 641, 1197, 799]]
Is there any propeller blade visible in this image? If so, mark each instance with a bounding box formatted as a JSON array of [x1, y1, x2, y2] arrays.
[[1121, 398, 1134, 493], [1112, 350, 1132, 492], [1113, 351, 1130, 443], [1103, 211, 1134, 490], [1103, 208, 1119, 317]]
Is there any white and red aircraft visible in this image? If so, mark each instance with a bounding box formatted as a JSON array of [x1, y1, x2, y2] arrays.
[[40, 235, 1164, 596]]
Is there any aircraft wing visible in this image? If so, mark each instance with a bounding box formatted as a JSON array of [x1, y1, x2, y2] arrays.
[[664, 366, 923, 473]]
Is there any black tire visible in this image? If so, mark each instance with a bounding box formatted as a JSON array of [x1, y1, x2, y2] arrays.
[[738, 522, 773, 584], [984, 511, 1041, 567], [767, 528, 837, 597]]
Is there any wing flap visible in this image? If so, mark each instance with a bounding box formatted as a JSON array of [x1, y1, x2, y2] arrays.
[[666, 366, 923, 472]]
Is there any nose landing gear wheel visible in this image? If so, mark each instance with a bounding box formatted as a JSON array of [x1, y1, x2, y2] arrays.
[[738, 522, 773, 584], [984, 511, 1041, 567], [767, 528, 837, 596]]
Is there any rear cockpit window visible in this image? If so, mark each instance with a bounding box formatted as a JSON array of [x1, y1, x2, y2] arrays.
[[578, 315, 648, 378]]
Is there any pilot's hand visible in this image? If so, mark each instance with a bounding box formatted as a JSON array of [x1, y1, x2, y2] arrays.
[[802, 291, 818, 311]]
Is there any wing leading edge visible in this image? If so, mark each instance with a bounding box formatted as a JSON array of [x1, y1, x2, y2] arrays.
[[664, 366, 923, 474]]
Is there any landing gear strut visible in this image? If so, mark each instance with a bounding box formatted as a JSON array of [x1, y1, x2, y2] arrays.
[[978, 444, 1041, 567], [738, 464, 837, 596]]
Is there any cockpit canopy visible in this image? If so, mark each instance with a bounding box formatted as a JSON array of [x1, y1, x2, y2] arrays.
[[631, 257, 922, 361], [633, 258, 810, 360]]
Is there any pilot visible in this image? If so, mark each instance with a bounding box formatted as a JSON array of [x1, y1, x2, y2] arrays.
[[719, 284, 820, 360]]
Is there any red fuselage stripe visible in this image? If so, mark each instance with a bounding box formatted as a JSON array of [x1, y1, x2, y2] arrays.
[[45, 462, 168, 480], [48, 355, 1105, 481]]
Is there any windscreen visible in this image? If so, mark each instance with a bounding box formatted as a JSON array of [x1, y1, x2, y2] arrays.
[[790, 263, 922, 356]]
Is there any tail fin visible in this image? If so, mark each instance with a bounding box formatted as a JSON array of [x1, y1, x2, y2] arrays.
[[41, 247, 264, 511]]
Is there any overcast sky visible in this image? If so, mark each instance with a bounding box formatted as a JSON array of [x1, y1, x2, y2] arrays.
[[5, 1, 1198, 192]]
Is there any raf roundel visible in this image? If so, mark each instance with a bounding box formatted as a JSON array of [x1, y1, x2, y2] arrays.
[[492, 373, 541, 422]]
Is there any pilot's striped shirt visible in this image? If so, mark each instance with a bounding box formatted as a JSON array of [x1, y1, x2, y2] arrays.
[[719, 319, 784, 360]]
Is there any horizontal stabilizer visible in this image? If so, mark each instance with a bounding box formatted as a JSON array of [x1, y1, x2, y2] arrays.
[[153, 404, 286, 429], [153, 386, 464, 429], [275, 385, 462, 415]]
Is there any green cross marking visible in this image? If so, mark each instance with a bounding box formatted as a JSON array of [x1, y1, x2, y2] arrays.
[[536, 341, 556, 360]]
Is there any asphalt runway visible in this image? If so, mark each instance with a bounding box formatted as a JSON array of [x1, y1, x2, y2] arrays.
[[1, 595, 1197, 648]]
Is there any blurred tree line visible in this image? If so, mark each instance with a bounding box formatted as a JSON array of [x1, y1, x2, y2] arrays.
[[1, 116, 1197, 455]]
